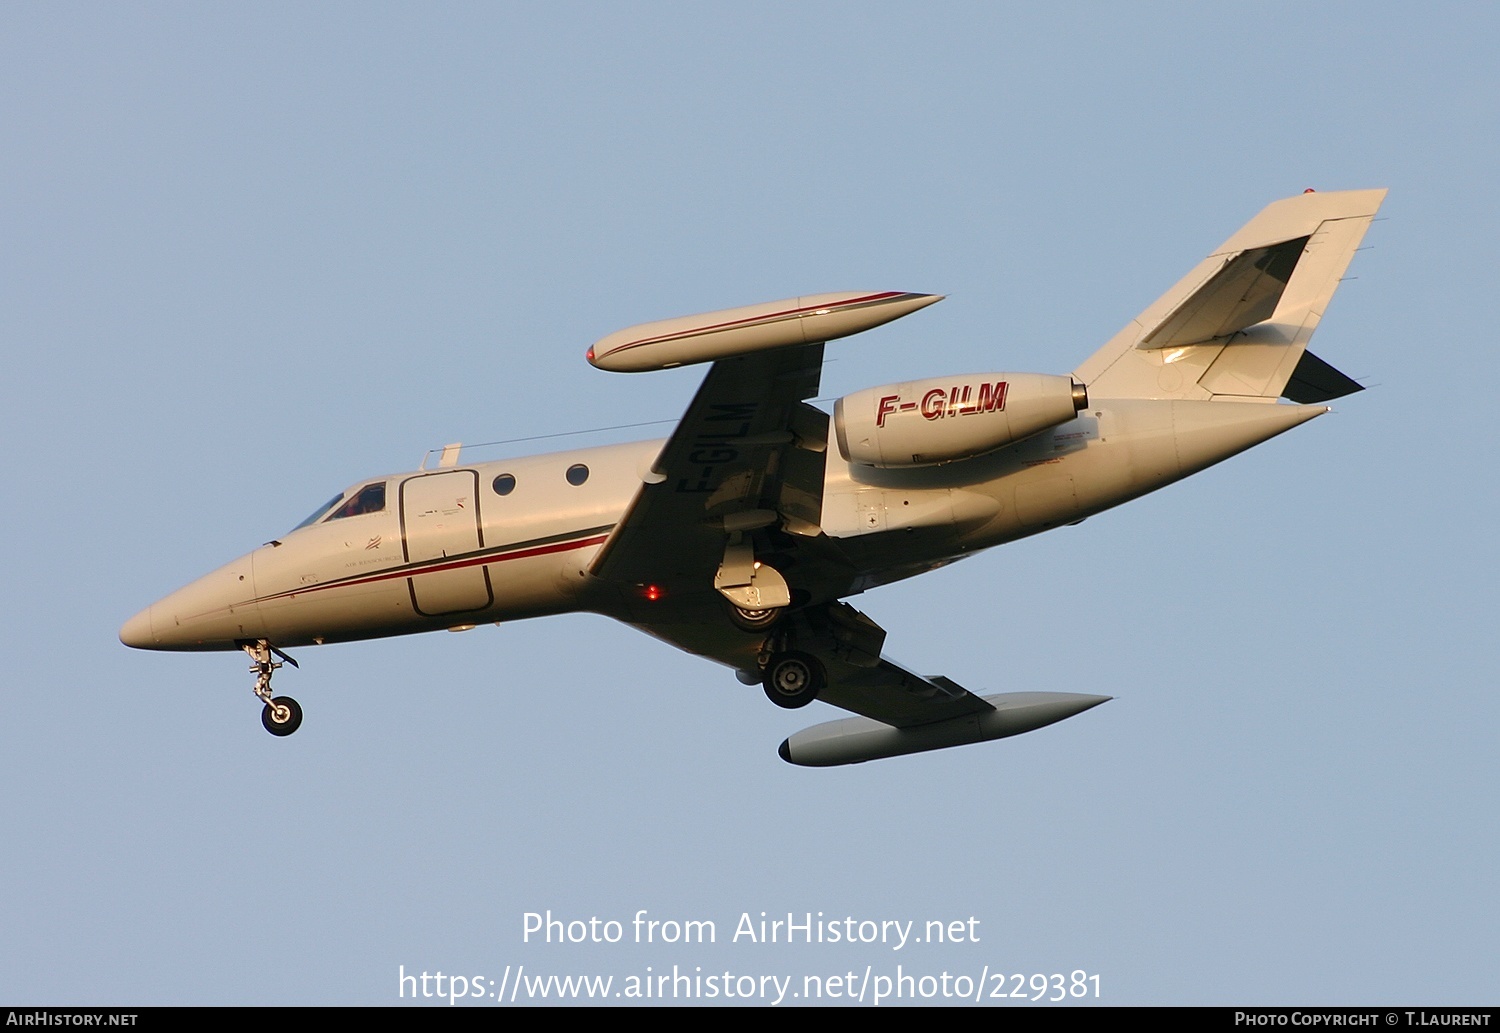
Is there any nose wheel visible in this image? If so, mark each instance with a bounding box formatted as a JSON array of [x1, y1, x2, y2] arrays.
[[244, 640, 303, 736], [261, 696, 303, 736]]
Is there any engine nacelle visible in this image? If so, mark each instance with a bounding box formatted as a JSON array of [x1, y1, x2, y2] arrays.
[[833, 372, 1088, 468]]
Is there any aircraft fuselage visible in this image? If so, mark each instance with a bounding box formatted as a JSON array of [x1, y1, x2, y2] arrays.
[[121, 397, 1323, 667]]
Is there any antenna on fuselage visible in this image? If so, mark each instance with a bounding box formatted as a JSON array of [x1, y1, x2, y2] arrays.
[[418, 442, 463, 470]]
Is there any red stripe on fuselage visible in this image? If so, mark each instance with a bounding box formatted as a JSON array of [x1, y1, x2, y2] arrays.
[[258, 533, 611, 604]]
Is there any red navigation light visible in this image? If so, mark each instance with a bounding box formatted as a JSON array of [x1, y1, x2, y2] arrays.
[[644, 584, 662, 601]]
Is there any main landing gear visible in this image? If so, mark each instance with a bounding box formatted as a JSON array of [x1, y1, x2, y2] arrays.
[[243, 639, 303, 736], [761, 650, 825, 710], [750, 602, 879, 710], [726, 601, 785, 632]]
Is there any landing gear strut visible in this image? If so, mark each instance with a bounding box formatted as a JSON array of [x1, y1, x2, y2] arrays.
[[244, 640, 303, 736]]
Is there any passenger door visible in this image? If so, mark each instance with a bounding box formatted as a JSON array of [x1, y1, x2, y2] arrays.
[[399, 471, 493, 616]]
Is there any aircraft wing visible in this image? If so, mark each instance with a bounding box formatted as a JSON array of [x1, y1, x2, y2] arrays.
[[588, 345, 998, 729], [814, 651, 996, 727], [588, 343, 830, 588], [587, 301, 1005, 732], [586, 290, 944, 594]]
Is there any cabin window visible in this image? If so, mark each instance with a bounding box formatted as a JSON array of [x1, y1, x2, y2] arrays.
[[566, 464, 589, 486], [327, 482, 386, 520], [492, 473, 516, 496]]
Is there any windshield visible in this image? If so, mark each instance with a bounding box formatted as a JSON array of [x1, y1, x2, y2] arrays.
[[291, 493, 344, 532], [326, 482, 386, 520]]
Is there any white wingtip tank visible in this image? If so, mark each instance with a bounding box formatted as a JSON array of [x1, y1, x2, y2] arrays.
[[587, 291, 943, 373], [779, 692, 1112, 766]]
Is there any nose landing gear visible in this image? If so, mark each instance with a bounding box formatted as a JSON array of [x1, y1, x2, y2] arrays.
[[261, 695, 303, 736], [243, 640, 303, 736]]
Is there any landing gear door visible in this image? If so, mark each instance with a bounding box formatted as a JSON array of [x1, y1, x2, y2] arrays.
[[399, 471, 493, 617]]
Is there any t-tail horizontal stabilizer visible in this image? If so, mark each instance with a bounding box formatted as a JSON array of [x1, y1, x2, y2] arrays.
[[778, 692, 1110, 766]]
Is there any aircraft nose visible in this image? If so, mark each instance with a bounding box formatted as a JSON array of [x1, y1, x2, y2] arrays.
[[118, 551, 263, 650], [119, 605, 156, 649]]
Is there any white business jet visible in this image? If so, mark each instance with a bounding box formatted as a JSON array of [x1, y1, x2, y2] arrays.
[[121, 189, 1384, 765]]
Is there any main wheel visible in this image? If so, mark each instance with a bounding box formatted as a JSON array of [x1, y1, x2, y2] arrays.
[[725, 601, 785, 632], [762, 651, 824, 709], [261, 695, 303, 736]]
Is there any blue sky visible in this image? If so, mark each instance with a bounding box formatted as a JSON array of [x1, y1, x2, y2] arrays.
[[2, 2, 1496, 1005]]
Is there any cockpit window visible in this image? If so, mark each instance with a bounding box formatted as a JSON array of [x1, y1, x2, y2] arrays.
[[292, 493, 345, 532], [327, 482, 387, 520]]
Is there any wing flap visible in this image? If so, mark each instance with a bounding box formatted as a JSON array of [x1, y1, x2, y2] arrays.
[[777, 601, 995, 728], [816, 657, 996, 728]]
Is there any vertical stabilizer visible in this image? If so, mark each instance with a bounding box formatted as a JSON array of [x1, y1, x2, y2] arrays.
[[1074, 190, 1385, 401]]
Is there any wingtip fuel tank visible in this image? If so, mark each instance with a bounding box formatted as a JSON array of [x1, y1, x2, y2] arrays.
[[778, 692, 1111, 766], [587, 291, 943, 373]]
